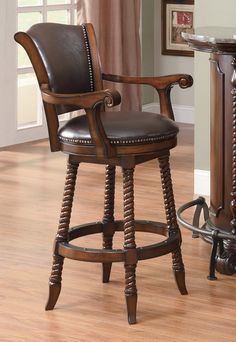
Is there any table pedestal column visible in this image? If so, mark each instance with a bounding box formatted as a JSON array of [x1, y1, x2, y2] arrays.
[[210, 54, 236, 275], [177, 27, 236, 279]]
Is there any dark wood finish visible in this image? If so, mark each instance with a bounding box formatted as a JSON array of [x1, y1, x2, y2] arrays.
[[103, 73, 193, 121], [210, 57, 224, 217], [45, 160, 78, 310], [102, 165, 116, 283], [123, 168, 137, 324], [158, 154, 187, 294], [6, 125, 236, 341], [182, 28, 236, 275], [14, 23, 192, 323], [209, 54, 233, 231]]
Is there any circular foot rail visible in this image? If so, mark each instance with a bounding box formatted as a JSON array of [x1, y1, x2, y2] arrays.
[[57, 220, 180, 263], [177, 196, 236, 280]]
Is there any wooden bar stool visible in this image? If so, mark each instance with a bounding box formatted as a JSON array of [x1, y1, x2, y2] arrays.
[[14, 23, 192, 324]]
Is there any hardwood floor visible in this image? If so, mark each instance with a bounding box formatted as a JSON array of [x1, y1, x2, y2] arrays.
[[1, 123, 236, 341]]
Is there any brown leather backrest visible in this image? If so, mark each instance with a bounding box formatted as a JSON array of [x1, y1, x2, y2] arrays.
[[16, 23, 103, 115], [15, 23, 103, 151]]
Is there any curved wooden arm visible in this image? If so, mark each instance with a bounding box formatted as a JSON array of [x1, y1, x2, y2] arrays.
[[103, 73, 193, 121], [41, 84, 121, 109], [41, 84, 121, 159], [102, 73, 193, 90]]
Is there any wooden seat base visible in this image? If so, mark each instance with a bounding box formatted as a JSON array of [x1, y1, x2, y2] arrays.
[[43, 158, 188, 324]]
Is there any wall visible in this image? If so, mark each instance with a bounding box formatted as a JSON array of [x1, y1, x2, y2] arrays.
[[142, 0, 194, 123], [154, 0, 194, 107], [142, 0, 155, 104], [144, 0, 236, 195], [194, 0, 236, 194], [0, 1, 17, 147]]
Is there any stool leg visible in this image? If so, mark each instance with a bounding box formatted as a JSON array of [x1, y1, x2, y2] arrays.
[[123, 168, 137, 324], [158, 154, 188, 295], [102, 165, 116, 283], [45, 160, 79, 310]]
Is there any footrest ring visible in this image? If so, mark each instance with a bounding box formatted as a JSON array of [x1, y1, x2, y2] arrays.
[[57, 220, 181, 263]]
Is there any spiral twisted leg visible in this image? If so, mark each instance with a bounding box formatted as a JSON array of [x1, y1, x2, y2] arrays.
[[45, 160, 79, 310], [102, 165, 116, 283], [123, 168, 137, 324], [158, 154, 187, 295]]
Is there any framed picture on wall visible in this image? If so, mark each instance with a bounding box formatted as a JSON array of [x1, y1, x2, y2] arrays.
[[161, 0, 194, 57]]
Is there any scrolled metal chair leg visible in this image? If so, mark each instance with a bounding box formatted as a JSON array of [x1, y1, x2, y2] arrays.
[[207, 230, 221, 281], [45, 160, 78, 310], [158, 154, 188, 295]]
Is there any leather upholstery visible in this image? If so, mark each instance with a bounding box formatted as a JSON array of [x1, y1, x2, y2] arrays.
[[58, 111, 179, 146], [27, 23, 93, 115]]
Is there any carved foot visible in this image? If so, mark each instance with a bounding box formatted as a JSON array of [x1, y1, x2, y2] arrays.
[[174, 270, 188, 295], [45, 254, 64, 310], [45, 283, 61, 310], [172, 248, 188, 295], [125, 264, 137, 324], [125, 293, 137, 325], [102, 263, 112, 283]]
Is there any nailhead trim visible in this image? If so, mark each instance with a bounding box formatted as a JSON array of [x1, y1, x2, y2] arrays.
[[63, 25, 177, 147], [58, 132, 177, 146], [82, 24, 94, 92]]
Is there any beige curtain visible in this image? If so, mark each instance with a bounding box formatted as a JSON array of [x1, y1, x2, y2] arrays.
[[77, 0, 141, 111]]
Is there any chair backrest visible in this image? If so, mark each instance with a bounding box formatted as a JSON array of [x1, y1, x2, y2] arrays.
[[14, 23, 103, 151]]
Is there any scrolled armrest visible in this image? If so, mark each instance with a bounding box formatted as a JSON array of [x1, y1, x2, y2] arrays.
[[103, 73, 193, 121], [41, 84, 121, 109], [175, 74, 193, 89], [102, 73, 193, 90]]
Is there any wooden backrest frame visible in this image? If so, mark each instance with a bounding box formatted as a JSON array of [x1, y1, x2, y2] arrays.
[[14, 23, 104, 152]]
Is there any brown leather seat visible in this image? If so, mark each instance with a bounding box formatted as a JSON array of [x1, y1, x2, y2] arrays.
[[58, 111, 179, 146], [14, 22, 192, 325]]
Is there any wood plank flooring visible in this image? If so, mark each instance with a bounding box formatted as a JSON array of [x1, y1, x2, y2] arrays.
[[0, 123, 236, 341]]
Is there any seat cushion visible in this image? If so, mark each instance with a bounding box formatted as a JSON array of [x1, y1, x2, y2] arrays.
[[58, 111, 179, 146]]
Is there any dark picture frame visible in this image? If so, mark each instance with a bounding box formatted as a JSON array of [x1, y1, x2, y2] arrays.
[[161, 0, 194, 57]]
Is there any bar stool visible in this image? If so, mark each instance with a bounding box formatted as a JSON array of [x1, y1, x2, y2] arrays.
[[14, 23, 193, 324]]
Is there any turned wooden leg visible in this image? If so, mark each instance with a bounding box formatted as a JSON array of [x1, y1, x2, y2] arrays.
[[123, 168, 137, 324], [45, 159, 78, 310], [158, 154, 188, 295], [171, 247, 188, 295], [102, 165, 116, 283]]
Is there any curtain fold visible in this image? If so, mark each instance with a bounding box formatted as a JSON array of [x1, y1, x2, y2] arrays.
[[77, 0, 141, 111]]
